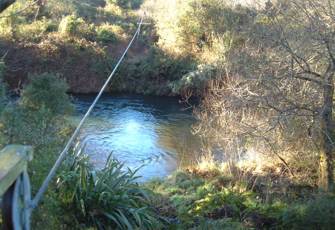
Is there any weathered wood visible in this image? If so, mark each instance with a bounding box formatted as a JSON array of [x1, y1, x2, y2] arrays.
[[0, 145, 33, 196], [0, 0, 15, 13]]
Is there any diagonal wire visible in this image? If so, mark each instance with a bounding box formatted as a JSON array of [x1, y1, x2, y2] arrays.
[[30, 16, 144, 209]]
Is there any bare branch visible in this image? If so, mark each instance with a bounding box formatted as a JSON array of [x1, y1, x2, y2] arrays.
[[294, 72, 323, 84], [324, 39, 335, 65], [0, 0, 39, 19]]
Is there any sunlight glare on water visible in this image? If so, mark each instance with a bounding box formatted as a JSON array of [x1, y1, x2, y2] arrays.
[[73, 94, 199, 181]]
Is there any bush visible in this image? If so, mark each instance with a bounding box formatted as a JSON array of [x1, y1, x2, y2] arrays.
[[103, 2, 123, 16], [58, 15, 81, 36], [281, 195, 335, 230], [96, 23, 126, 43], [108, 0, 143, 9], [57, 154, 161, 229], [2, 73, 72, 148], [15, 17, 56, 42], [1, 105, 67, 148], [58, 14, 95, 39], [170, 64, 216, 95], [0, 72, 74, 227], [113, 48, 194, 95], [21, 73, 72, 115]]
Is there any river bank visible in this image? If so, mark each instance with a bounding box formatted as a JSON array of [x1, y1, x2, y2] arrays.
[[1, 74, 333, 230], [30, 145, 335, 230], [1, 0, 335, 229], [0, 0, 194, 96], [0, 38, 193, 95]]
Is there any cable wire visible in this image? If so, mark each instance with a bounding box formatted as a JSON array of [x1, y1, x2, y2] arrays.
[[30, 16, 144, 209]]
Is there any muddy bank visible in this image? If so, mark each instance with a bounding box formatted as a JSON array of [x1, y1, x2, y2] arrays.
[[0, 35, 154, 94]]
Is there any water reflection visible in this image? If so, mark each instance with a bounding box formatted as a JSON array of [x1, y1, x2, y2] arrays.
[[72, 94, 200, 181]]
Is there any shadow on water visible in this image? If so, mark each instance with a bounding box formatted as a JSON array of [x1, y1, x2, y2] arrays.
[[71, 94, 201, 181]]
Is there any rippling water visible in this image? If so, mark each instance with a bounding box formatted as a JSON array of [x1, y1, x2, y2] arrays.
[[72, 94, 200, 181]]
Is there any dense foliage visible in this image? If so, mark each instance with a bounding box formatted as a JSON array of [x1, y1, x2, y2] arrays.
[[149, 0, 335, 190], [0, 72, 160, 229], [108, 0, 143, 9], [57, 154, 160, 229], [21, 73, 72, 114], [1, 0, 335, 229], [148, 169, 335, 229], [0, 0, 191, 95], [146, 0, 335, 228], [114, 47, 194, 95], [1, 73, 71, 148]]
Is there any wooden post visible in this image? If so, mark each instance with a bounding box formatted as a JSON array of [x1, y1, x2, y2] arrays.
[[0, 145, 33, 230]]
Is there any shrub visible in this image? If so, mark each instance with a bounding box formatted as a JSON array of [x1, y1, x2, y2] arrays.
[[1, 73, 72, 148], [58, 14, 81, 36], [0, 18, 13, 39], [58, 14, 95, 39], [96, 23, 118, 43], [20, 73, 72, 115], [103, 2, 123, 16], [281, 195, 335, 230], [170, 64, 216, 95], [108, 0, 143, 9], [0, 0, 45, 40], [1, 104, 70, 148], [15, 17, 56, 42], [57, 154, 161, 229], [96, 23, 127, 42], [113, 48, 194, 95]]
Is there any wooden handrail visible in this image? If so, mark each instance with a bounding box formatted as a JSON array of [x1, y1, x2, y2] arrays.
[[0, 145, 33, 196]]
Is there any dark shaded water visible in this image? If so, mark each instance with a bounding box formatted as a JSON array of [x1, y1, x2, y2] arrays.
[[73, 94, 200, 181]]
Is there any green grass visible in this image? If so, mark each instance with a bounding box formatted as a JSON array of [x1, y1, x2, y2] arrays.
[[145, 170, 335, 229]]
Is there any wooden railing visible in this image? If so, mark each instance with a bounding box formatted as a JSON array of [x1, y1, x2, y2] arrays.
[[0, 145, 33, 230]]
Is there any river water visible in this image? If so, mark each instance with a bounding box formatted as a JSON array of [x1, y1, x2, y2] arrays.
[[73, 94, 200, 181]]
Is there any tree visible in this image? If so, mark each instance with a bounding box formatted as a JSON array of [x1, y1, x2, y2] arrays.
[[1, 73, 73, 148], [267, 0, 335, 191], [20, 73, 72, 114], [0, 0, 15, 13], [34, 0, 47, 20], [193, 0, 335, 191]]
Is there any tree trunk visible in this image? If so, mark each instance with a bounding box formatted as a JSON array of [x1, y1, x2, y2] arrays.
[[319, 64, 335, 192], [0, 0, 15, 13]]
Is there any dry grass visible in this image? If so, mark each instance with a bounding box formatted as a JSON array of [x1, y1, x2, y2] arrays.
[[186, 150, 318, 203]]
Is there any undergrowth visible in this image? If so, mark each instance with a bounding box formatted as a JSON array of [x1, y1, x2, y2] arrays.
[[57, 154, 161, 229], [145, 164, 335, 229]]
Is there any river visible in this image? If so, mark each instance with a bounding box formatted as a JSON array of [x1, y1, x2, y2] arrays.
[[73, 94, 200, 181]]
